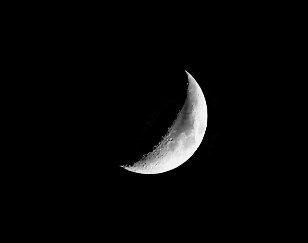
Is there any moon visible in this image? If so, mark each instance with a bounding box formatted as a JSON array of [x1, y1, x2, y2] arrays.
[[121, 70, 208, 174]]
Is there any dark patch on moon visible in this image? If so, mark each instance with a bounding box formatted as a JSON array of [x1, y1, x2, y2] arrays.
[[170, 95, 195, 139], [133, 96, 183, 159], [165, 138, 180, 153], [198, 123, 206, 136], [187, 76, 200, 107], [183, 135, 196, 150]]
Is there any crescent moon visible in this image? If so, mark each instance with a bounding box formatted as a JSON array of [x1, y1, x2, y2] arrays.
[[121, 71, 208, 174]]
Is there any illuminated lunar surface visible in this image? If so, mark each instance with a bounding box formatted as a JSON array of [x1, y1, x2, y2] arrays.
[[121, 71, 208, 174]]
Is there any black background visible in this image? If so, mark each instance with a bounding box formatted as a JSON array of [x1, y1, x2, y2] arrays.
[[7, 3, 272, 218], [17, 14, 241, 187], [3, 2, 291, 236], [46, 35, 227, 179]]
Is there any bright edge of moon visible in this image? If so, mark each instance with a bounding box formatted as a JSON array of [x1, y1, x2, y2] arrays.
[[121, 70, 208, 174]]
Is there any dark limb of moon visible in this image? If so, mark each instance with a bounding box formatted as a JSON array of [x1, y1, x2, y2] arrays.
[[133, 97, 182, 161], [134, 79, 200, 156], [137, 91, 197, 156]]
